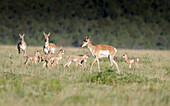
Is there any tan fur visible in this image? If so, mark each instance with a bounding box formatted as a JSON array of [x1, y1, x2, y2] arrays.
[[64, 53, 89, 69], [43, 48, 65, 69], [38, 54, 48, 63], [43, 32, 57, 54], [81, 35, 120, 73], [122, 54, 139, 68], [17, 33, 27, 55], [24, 51, 40, 65]]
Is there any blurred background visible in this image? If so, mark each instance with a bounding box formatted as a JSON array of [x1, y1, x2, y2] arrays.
[[0, 0, 169, 49]]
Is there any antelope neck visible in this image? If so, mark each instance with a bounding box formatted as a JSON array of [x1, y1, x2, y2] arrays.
[[87, 41, 94, 50], [124, 56, 129, 62], [45, 40, 49, 46], [57, 52, 63, 56], [21, 40, 25, 43]]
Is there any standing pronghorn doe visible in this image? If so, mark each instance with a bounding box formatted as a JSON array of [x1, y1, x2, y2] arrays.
[[80, 35, 120, 73], [122, 54, 139, 68], [43, 32, 56, 54], [17, 33, 27, 55], [64, 53, 89, 69], [43, 48, 65, 69], [24, 50, 40, 65]]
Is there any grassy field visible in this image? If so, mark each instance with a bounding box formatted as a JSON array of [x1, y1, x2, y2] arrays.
[[0, 45, 169, 106]]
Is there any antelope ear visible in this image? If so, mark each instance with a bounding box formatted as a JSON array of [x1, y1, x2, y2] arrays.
[[85, 35, 88, 39], [19, 33, 21, 37], [48, 32, 50, 36], [88, 36, 91, 40], [43, 32, 46, 35], [23, 33, 25, 37]]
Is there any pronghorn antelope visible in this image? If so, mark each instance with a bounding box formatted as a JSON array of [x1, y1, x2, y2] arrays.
[[64, 53, 89, 69], [24, 50, 40, 65], [43, 32, 57, 54], [122, 54, 139, 68], [43, 48, 65, 69], [17, 33, 27, 55], [80, 35, 120, 73]]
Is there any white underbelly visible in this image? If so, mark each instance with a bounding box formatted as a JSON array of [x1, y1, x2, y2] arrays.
[[130, 60, 134, 63], [73, 59, 77, 62], [99, 50, 110, 58]]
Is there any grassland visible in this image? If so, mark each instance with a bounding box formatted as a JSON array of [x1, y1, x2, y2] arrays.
[[0, 45, 169, 106]]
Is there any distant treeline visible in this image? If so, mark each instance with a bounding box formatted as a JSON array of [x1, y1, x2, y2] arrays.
[[0, 0, 169, 49]]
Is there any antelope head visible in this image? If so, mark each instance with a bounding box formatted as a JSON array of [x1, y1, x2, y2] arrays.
[[80, 35, 91, 47], [35, 50, 41, 56], [59, 46, 65, 54], [84, 53, 89, 59], [19, 33, 25, 41], [43, 32, 50, 42], [122, 54, 127, 58]]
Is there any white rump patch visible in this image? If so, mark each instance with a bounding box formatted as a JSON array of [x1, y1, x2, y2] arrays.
[[99, 50, 110, 58], [114, 47, 117, 53]]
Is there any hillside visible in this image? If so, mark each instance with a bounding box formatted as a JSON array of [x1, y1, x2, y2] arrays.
[[0, 0, 169, 49]]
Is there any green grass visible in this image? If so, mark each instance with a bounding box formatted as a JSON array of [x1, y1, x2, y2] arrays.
[[0, 45, 169, 106]]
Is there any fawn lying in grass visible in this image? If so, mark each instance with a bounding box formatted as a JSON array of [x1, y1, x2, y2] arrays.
[[122, 54, 139, 68], [64, 53, 89, 69]]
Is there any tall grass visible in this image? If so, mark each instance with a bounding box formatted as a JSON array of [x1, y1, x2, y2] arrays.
[[0, 45, 169, 106]]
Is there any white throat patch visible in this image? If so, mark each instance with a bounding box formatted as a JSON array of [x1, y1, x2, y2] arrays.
[[20, 44, 26, 50]]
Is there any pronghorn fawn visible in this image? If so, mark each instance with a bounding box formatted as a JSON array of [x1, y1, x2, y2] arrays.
[[80, 35, 120, 73], [122, 54, 139, 68], [43, 48, 65, 69], [17, 33, 27, 55], [24, 50, 40, 65], [64, 53, 89, 69], [43, 32, 57, 54], [38, 54, 48, 63]]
